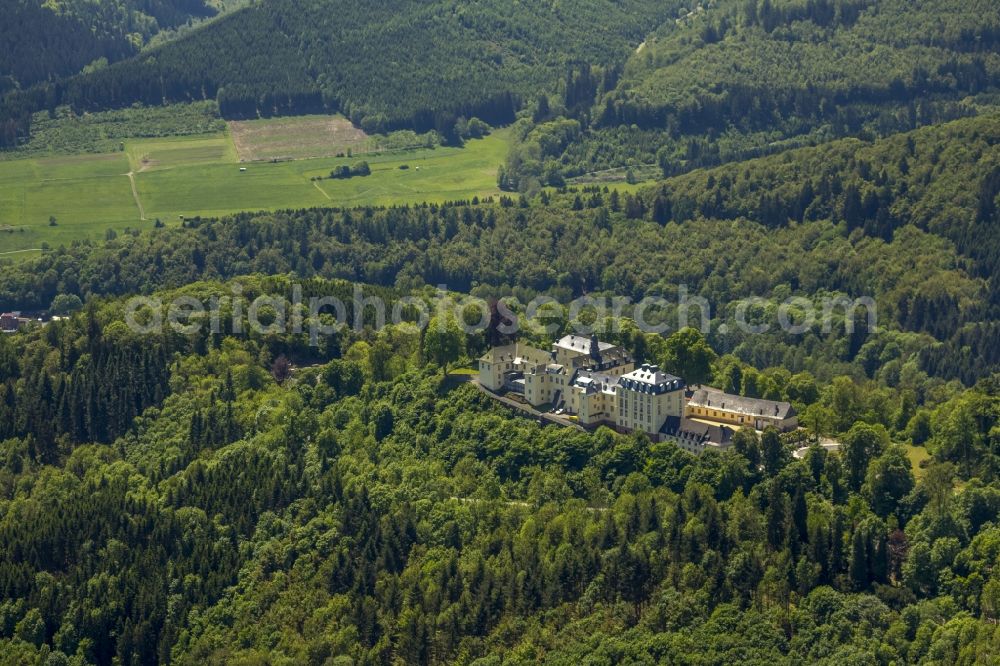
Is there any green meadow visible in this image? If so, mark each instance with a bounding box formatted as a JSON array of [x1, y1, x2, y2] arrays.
[[0, 152, 138, 255], [0, 124, 510, 255]]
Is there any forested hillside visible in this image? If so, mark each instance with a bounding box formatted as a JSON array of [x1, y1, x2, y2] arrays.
[[637, 113, 1000, 304], [0, 0, 679, 148], [2, 114, 996, 384], [0, 0, 217, 88], [504, 0, 1000, 186], [0, 275, 997, 663], [607, 0, 1000, 130], [2, 1, 1000, 663]]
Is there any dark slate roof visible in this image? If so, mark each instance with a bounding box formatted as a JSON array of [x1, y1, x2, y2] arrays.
[[554, 334, 619, 353], [479, 344, 518, 363], [688, 387, 796, 420], [555, 335, 633, 370], [571, 369, 620, 394], [619, 364, 685, 395], [660, 416, 735, 448]]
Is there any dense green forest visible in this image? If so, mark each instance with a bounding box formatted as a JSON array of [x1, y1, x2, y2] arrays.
[[0, 0, 217, 88], [0, 273, 997, 663], [502, 0, 1000, 186], [2, 1, 1000, 663], [0, 0, 679, 148]]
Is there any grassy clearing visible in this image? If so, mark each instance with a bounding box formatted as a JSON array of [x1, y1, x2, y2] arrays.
[[135, 159, 330, 220], [568, 164, 662, 187], [0, 124, 510, 253], [0, 152, 140, 253], [305, 132, 508, 208], [906, 444, 932, 480], [127, 133, 238, 172]]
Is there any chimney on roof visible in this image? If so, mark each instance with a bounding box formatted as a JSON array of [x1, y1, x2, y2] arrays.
[[589, 333, 602, 361], [774, 404, 779, 415]]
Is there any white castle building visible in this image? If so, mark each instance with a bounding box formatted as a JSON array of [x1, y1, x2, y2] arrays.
[[479, 334, 684, 437], [479, 334, 797, 455]]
